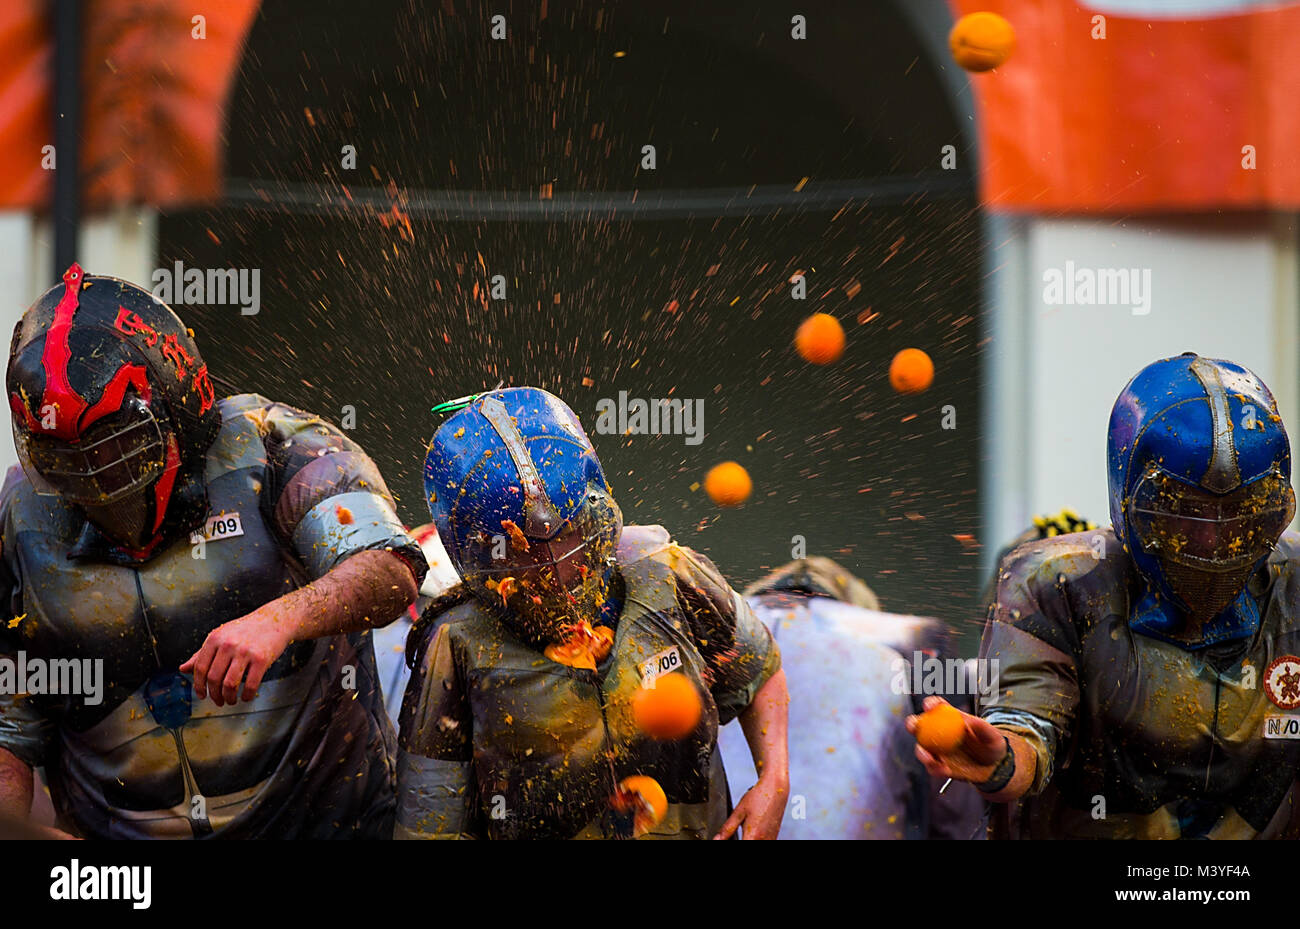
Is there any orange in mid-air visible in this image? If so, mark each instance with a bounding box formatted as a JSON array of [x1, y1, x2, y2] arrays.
[[949, 11, 1016, 72], [613, 775, 668, 836], [889, 348, 934, 394], [794, 312, 846, 365], [915, 702, 966, 755], [704, 461, 752, 507], [632, 672, 703, 740]]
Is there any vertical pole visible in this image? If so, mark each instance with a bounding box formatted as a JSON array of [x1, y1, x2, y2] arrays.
[[52, 0, 79, 278]]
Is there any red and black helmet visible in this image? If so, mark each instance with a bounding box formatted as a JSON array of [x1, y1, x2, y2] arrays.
[[7, 264, 221, 541]]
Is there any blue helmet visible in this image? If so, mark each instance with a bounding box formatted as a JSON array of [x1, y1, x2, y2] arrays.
[[1108, 354, 1295, 631], [424, 387, 623, 644]]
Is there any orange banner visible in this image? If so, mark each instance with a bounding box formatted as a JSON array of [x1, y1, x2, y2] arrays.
[[0, 0, 259, 211], [950, 0, 1300, 212]]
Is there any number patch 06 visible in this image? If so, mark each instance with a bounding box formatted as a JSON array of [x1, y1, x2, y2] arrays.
[[639, 646, 682, 685]]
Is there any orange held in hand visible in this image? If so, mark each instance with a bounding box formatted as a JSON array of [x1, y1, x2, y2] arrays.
[[613, 775, 668, 837], [704, 461, 752, 507], [949, 12, 1016, 73], [795, 312, 846, 365], [915, 702, 966, 755], [889, 348, 934, 394], [632, 672, 703, 740]]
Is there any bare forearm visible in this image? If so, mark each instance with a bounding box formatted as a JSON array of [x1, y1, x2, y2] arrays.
[[183, 548, 421, 704], [738, 668, 789, 786], [283, 549, 418, 641], [0, 747, 33, 816]]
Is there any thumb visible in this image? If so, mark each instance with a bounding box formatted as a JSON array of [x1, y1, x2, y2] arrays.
[[965, 715, 1010, 764], [714, 805, 744, 840]]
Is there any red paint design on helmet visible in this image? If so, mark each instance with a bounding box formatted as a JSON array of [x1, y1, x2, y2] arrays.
[[82, 364, 152, 431], [34, 263, 90, 439], [151, 434, 181, 535]]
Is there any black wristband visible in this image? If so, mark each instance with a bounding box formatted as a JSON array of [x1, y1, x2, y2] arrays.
[[975, 735, 1015, 794]]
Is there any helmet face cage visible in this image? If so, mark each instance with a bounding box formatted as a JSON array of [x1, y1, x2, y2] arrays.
[[457, 487, 622, 642], [16, 395, 166, 506], [1128, 465, 1294, 615]]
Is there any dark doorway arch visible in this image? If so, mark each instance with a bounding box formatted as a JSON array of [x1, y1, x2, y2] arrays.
[[161, 0, 987, 638]]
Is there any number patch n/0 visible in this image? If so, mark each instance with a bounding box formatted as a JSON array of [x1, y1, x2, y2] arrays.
[[190, 512, 245, 544], [1263, 715, 1300, 739], [639, 646, 682, 685]]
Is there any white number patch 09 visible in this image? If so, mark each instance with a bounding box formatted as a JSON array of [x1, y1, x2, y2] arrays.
[[190, 512, 245, 544]]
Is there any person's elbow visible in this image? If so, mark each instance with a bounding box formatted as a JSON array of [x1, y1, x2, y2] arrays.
[[383, 550, 421, 607], [349, 548, 421, 623]]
